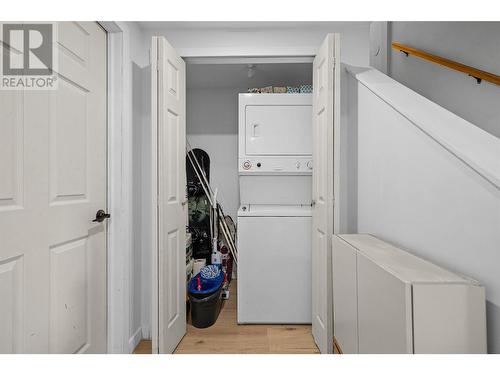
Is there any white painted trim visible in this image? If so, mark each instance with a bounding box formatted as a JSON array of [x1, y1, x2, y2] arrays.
[[128, 327, 143, 354], [105, 25, 126, 354], [101, 22, 135, 354], [184, 56, 314, 65], [150, 36, 160, 355], [176, 46, 320, 58], [333, 34, 341, 234]]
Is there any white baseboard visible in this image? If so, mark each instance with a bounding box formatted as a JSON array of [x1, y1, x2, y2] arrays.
[[128, 326, 143, 353]]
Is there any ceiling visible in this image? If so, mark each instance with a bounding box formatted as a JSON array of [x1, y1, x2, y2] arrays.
[[138, 21, 369, 31], [186, 63, 312, 89]]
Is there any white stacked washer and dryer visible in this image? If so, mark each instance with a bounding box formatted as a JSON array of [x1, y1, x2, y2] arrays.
[[237, 93, 313, 324]]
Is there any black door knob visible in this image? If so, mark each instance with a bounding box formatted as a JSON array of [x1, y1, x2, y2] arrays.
[[93, 209, 111, 223]]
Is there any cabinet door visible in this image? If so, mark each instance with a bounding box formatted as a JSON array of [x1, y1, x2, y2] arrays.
[[412, 284, 487, 353], [357, 255, 413, 353], [332, 236, 358, 353]]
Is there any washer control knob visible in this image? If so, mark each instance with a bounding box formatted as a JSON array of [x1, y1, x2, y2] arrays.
[[295, 161, 301, 169], [243, 160, 251, 170], [307, 160, 313, 170]]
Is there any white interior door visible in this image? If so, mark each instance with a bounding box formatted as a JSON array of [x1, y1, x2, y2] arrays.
[[311, 33, 340, 354], [151, 36, 187, 354], [0, 22, 107, 353]]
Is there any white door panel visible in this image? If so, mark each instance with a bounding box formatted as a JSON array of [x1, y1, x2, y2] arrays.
[[152, 36, 187, 354], [0, 22, 107, 353], [311, 33, 339, 354]]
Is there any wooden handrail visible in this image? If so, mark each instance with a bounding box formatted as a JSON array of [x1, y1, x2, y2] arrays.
[[392, 42, 500, 86]]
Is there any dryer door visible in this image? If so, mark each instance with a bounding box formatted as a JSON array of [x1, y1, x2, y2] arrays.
[[245, 105, 312, 156]]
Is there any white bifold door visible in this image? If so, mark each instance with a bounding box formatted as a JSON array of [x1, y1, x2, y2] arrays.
[[151, 36, 187, 354], [150, 33, 340, 354], [311, 33, 340, 354], [0, 22, 107, 353]]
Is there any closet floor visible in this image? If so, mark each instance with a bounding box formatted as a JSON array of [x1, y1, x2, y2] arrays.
[[133, 280, 319, 354]]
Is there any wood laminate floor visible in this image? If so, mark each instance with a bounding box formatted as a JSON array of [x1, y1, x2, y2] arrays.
[[133, 280, 320, 354], [133, 340, 152, 354]]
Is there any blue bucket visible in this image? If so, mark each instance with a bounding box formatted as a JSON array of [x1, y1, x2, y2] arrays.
[[188, 270, 224, 298]]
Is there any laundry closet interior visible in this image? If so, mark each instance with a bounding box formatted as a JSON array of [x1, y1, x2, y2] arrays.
[[157, 57, 319, 351]]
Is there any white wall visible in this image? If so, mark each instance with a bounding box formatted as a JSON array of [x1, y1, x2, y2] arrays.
[[339, 64, 359, 235], [348, 68, 500, 353], [139, 64, 152, 344], [187, 88, 243, 221], [387, 22, 500, 138], [368, 22, 388, 74], [126, 22, 152, 348], [127, 21, 150, 353], [139, 22, 370, 66], [108, 22, 150, 353]]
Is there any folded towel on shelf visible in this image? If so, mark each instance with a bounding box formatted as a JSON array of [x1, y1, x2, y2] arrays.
[[247, 85, 311, 94], [300, 84, 312, 93]]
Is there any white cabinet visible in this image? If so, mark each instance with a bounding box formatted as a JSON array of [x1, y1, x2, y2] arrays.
[[333, 234, 487, 354]]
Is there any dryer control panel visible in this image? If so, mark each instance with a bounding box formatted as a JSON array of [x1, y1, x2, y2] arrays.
[[239, 157, 313, 174]]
